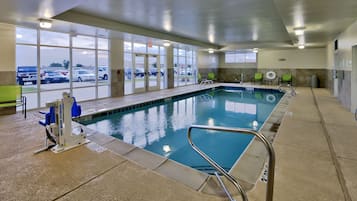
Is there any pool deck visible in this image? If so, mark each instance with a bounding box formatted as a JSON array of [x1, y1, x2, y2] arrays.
[[0, 84, 357, 201]]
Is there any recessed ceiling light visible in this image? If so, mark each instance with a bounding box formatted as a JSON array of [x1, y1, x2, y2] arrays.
[[39, 19, 52, 29], [294, 27, 305, 36]]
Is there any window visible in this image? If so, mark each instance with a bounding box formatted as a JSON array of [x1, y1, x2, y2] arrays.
[[73, 35, 95, 49], [16, 27, 110, 109], [225, 51, 257, 63], [40, 30, 69, 46], [16, 27, 36, 44], [174, 48, 197, 87]]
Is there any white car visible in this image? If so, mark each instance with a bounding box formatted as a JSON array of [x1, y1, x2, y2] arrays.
[[98, 67, 109, 80], [72, 70, 96, 82]]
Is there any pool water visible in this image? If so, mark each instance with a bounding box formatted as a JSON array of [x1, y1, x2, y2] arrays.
[[82, 87, 283, 173]]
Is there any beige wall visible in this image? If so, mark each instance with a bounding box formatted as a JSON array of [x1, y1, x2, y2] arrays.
[[257, 48, 327, 69], [332, 19, 357, 71], [0, 23, 15, 72], [197, 51, 219, 69], [326, 42, 335, 70]]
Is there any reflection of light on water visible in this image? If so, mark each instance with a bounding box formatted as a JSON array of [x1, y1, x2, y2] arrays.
[[208, 118, 214, 126], [252, 120, 259, 130], [163, 145, 171, 153]]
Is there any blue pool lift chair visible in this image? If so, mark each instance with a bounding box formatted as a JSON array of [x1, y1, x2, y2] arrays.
[[36, 97, 82, 153], [71, 97, 81, 118]]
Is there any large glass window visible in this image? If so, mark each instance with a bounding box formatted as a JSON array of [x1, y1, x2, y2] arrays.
[[16, 27, 110, 109], [225, 51, 257, 63], [174, 48, 197, 87], [40, 30, 69, 46], [16, 27, 37, 44], [72, 35, 95, 49], [72, 49, 96, 87]]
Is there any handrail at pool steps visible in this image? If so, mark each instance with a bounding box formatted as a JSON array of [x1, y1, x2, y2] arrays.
[[214, 171, 236, 201], [187, 125, 276, 201]]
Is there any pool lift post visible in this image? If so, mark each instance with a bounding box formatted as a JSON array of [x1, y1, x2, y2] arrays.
[[35, 92, 89, 154]]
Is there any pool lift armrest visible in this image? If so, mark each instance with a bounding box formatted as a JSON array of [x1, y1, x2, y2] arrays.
[[35, 92, 89, 154]]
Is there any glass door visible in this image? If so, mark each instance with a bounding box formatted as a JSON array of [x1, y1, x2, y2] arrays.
[[134, 54, 160, 93], [148, 55, 160, 91]]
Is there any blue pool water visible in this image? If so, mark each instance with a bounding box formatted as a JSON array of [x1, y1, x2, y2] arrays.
[[81, 87, 283, 173]]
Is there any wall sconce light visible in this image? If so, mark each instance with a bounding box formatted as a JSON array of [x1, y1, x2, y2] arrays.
[[253, 48, 258, 53], [208, 49, 214, 54], [39, 19, 52, 29], [298, 44, 305, 49]]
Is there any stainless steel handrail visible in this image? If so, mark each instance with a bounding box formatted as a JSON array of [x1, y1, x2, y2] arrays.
[[214, 172, 236, 201], [188, 125, 276, 201]]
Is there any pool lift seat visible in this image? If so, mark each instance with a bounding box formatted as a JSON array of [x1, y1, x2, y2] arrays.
[[35, 92, 89, 154]]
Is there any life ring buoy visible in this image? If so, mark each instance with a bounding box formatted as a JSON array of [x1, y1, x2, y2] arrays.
[[266, 94, 276, 103], [266, 71, 276, 80]]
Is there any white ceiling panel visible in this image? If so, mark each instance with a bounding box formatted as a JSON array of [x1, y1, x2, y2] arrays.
[[1, 0, 357, 50]]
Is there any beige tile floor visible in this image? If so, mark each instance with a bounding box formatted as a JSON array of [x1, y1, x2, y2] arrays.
[[0, 85, 356, 201]]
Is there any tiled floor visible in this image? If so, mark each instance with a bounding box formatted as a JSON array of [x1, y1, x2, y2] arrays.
[[0, 84, 356, 201]]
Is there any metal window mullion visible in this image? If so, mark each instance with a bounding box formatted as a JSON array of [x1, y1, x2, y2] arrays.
[[37, 29, 40, 108], [185, 49, 187, 85], [69, 35, 73, 96], [95, 37, 99, 99], [107, 39, 111, 97], [131, 41, 135, 91]]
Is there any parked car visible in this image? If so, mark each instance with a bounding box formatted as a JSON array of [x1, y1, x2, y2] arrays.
[[98, 67, 108, 80], [41, 71, 69, 84], [17, 66, 37, 85], [179, 69, 192, 76], [149, 67, 164, 76], [125, 68, 145, 79], [72, 70, 96, 82]]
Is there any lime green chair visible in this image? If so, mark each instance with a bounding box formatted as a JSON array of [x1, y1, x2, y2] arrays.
[[281, 73, 292, 85], [207, 72, 216, 81], [0, 85, 26, 118], [254, 72, 263, 83]]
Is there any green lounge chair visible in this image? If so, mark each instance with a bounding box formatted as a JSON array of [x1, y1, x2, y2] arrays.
[[0, 85, 27, 118], [254, 72, 263, 83], [281, 73, 292, 85], [207, 72, 216, 81]]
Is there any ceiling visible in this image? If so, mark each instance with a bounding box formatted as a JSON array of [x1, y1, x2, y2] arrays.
[[1, 0, 357, 51]]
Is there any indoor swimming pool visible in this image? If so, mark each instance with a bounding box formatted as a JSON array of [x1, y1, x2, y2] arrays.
[[81, 87, 284, 173]]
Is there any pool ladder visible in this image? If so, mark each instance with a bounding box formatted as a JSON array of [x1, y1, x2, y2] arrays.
[[187, 125, 276, 201]]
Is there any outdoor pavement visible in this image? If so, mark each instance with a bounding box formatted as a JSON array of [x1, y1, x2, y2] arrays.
[[0, 85, 356, 201]]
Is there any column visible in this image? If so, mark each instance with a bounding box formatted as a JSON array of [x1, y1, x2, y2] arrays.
[[166, 46, 174, 89], [110, 38, 124, 97], [0, 23, 16, 85]]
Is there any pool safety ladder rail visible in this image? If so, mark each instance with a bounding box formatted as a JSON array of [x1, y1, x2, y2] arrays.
[[214, 171, 236, 201], [187, 125, 276, 201]]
